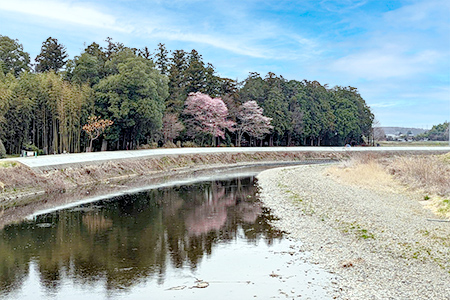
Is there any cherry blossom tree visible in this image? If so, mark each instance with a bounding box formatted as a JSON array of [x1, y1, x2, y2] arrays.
[[236, 101, 273, 146], [162, 113, 184, 143], [183, 92, 235, 146], [82, 116, 113, 152]]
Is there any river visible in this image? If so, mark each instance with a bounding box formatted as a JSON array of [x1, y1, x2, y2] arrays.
[[0, 169, 333, 299]]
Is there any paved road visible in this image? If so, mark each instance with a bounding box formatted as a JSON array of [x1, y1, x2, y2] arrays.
[[5, 146, 450, 169]]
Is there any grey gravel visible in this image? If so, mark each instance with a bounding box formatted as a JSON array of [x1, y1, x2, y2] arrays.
[[257, 164, 450, 300]]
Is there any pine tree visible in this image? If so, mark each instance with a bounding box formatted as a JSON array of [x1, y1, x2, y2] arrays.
[[167, 49, 188, 113], [35, 37, 68, 73], [154, 43, 169, 75]]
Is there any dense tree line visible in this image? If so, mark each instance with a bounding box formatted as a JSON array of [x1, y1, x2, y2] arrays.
[[415, 122, 449, 141], [0, 35, 374, 155], [239, 72, 373, 146]]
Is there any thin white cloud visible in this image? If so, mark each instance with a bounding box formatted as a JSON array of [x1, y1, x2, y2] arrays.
[[129, 0, 321, 60], [331, 49, 441, 80], [315, 0, 449, 80], [0, 0, 319, 60], [0, 0, 130, 32], [383, 0, 450, 30], [150, 30, 270, 59], [319, 0, 368, 13], [370, 102, 399, 108]]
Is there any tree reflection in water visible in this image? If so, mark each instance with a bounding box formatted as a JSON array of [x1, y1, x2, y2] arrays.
[[0, 176, 282, 296]]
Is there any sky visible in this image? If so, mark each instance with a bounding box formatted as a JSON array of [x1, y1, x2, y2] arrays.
[[0, 0, 449, 129]]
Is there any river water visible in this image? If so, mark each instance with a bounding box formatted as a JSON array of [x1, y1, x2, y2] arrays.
[[0, 172, 333, 299]]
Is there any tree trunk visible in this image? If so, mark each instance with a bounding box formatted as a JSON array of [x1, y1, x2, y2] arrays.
[[43, 110, 48, 154], [237, 130, 242, 147], [101, 139, 108, 151]]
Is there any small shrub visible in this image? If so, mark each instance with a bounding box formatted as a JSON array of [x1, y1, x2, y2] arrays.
[[162, 141, 177, 148], [137, 142, 158, 149], [182, 141, 198, 148], [437, 199, 450, 216], [0, 161, 16, 168], [22, 142, 39, 152]]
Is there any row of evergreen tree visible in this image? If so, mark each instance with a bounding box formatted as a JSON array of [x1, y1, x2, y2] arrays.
[[0, 35, 374, 154], [415, 122, 449, 141]]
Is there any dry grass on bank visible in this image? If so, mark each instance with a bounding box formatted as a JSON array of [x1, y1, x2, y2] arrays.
[[390, 153, 450, 196], [328, 152, 450, 218], [327, 155, 402, 194]]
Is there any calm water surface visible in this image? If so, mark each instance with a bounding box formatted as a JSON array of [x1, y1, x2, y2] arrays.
[[0, 175, 332, 299]]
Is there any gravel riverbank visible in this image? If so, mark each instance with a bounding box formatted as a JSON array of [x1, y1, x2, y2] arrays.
[[257, 164, 450, 299]]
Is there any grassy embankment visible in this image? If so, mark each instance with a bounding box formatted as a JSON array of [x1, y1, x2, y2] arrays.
[[328, 152, 450, 218], [0, 151, 343, 210]]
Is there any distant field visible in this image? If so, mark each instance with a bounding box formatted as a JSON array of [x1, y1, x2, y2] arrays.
[[379, 141, 449, 147]]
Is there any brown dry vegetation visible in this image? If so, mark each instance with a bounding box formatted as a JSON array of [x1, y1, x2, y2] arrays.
[[389, 153, 450, 196], [328, 152, 450, 218], [0, 161, 51, 192]]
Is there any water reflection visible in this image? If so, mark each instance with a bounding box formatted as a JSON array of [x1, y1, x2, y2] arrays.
[[0, 176, 282, 298]]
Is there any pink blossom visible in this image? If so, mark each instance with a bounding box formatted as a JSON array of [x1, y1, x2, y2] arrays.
[[184, 92, 235, 139], [236, 101, 273, 146]]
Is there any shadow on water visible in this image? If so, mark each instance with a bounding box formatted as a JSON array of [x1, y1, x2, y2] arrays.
[[0, 176, 285, 298]]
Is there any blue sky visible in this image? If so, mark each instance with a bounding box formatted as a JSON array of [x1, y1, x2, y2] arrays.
[[0, 0, 449, 128]]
